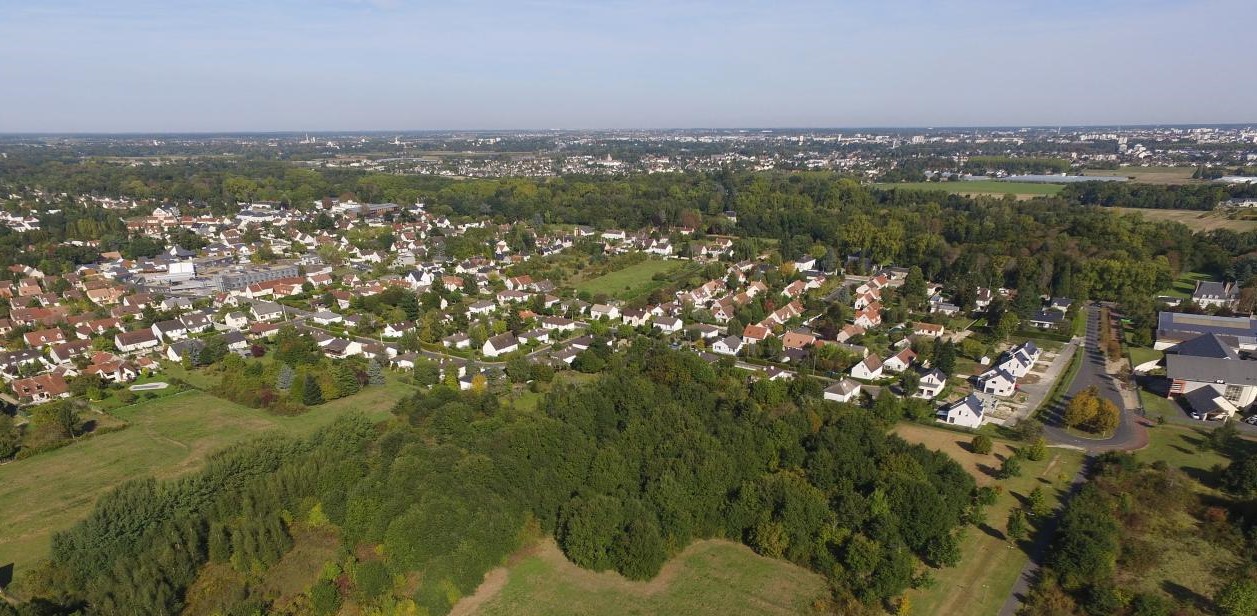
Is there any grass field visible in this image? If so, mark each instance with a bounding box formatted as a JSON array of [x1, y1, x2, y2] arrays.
[[1110, 207, 1257, 233], [574, 259, 687, 300], [1128, 346, 1163, 370], [1082, 167, 1200, 185], [0, 380, 409, 574], [895, 423, 1085, 616], [874, 181, 1065, 197], [457, 539, 826, 616]]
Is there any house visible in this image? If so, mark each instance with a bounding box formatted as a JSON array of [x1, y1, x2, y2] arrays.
[[518, 329, 550, 345], [311, 311, 343, 326], [251, 301, 285, 322], [85, 355, 137, 383], [823, 379, 862, 403], [1182, 385, 1242, 421], [24, 328, 66, 348], [322, 338, 362, 358], [11, 373, 70, 404], [223, 312, 250, 330], [49, 340, 92, 364], [180, 312, 214, 333], [653, 316, 683, 333], [483, 332, 519, 358], [850, 355, 884, 380], [621, 309, 651, 328], [913, 322, 945, 339], [688, 323, 723, 340], [742, 324, 771, 345], [711, 335, 744, 356], [382, 322, 414, 339], [1048, 297, 1073, 313], [883, 348, 917, 374], [167, 339, 206, 363], [1028, 311, 1064, 330], [915, 369, 947, 400], [590, 304, 620, 321], [221, 330, 250, 352], [540, 316, 578, 332], [390, 353, 419, 370], [977, 368, 1017, 397], [151, 320, 189, 342], [468, 300, 496, 316], [853, 305, 882, 329], [1193, 280, 1239, 310], [936, 394, 990, 429], [1165, 333, 1257, 414], [443, 333, 471, 350], [115, 328, 161, 353]]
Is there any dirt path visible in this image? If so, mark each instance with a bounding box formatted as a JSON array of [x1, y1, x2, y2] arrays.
[[448, 567, 510, 616]]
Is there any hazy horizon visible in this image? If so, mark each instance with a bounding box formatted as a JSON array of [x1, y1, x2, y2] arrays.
[[2, 0, 1254, 133]]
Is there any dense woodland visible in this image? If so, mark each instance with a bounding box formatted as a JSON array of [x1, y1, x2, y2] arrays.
[[5, 343, 978, 615]]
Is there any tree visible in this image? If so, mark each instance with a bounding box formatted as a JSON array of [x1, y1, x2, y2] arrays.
[[309, 579, 342, 616], [873, 390, 903, 423], [0, 413, 19, 459], [1027, 486, 1050, 517], [963, 435, 991, 457], [366, 360, 386, 386], [998, 455, 1023, 479], [1086, 399, 1120, 434], [276, 364, 296, 390], [1024, 436, 1048, 461], [301, 373, 324, 405], [900, 370, 920, 397], [1006, 508, 1029, 542], [1216, 578, 1257, 616], [1064, 387, 1101, 429]]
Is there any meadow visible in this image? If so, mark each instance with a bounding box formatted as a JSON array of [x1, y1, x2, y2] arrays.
[[1109, 207, 1257, 232], [895, 423, 1085, 616], [0, 379, 408, 574], [574, 258, 689, 300], [457, 539, 827, 616]]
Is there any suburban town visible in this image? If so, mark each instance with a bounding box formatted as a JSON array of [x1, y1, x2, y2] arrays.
[[4, 1, 1257, 615]]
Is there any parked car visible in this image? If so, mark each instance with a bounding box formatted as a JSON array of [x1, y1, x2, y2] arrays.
[[1244, 415, 1257, 425], [1189, 411, 1204, 420]]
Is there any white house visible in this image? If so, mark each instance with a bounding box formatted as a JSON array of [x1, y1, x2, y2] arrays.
[[850, 355, 884, 380], [915, 369, 947, 400], [823, 379, 862, 403], [483, 332, 519, 358], [882, 348, 916, 374], [977, 368, 1017, 397], [223, 312, 250, 330], [590, 304, 620, 321], [115, 329, 160, 353], [936, 394, 990, 429], [442, 333, 471, 349], [382, 322, 413, 339], [711, 335, 744, 356], [151, 320, 188, 342], [653, 316, 683, 334], [468, 300, 496, 316]]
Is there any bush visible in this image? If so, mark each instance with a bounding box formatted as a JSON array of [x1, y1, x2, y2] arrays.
[[116, 389, 137, 405], [971, 435, 993, 455]]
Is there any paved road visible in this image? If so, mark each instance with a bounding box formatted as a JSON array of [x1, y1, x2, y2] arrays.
[[999, 305, 1152, 616], [1039, 305, 1147, 452]]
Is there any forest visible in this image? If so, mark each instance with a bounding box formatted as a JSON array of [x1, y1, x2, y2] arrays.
[[3, 342, 979, 616]]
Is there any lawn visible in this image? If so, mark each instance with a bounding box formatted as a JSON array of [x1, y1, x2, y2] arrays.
[[458, 539, 827, 616], [1128, 346, 1163, 370], [895, 423, 1085, 616], [1110, 208, 1257, 233], [1160, 271, 1211, 300], [574, 258, 687, 301], [874, 181, 1064, 197], [0, 380, 410, 575]]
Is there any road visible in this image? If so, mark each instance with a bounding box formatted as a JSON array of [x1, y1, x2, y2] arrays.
[[998, 305, 1151, 616]]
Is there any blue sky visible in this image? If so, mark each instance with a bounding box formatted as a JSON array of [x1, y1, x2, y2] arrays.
[[0, 0, 1252, 131]]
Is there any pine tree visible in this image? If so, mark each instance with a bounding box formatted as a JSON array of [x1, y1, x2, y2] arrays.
[[367, 360, 385, 385], [302, 374, 324, 405], [333, 363, 361, 398], [1006, 508, 1028, 542], [276, 364, 296, 390]]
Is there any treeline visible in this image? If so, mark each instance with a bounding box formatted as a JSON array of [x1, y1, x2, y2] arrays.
[[963, 156, 1072, 175], [10, 342, 979, 615], [1060, 181, 1257, 210]]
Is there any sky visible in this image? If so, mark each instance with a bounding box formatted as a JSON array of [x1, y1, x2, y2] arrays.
[[0, 0, 1253, 132]]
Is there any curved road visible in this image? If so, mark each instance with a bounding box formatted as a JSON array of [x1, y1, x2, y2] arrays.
[[998, 305, 1150, 616]]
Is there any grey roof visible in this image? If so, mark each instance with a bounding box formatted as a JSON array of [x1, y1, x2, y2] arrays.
[[1166, 354, 1257, 386], [486, 332, 518, 350], [1194, 280, 1234, 300], [1183, 385, 1235, 416], [825, 379, 861, 396], [1029, 310, 1064, 324], [1169, 333, 1240, 360], [1158, 312, 1257, 339]]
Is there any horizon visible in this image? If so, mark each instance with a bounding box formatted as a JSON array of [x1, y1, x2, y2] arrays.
[[3, 0, 1255, 132]]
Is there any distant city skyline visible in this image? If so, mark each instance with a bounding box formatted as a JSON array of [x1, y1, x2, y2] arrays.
[[2, 0, 1254, 132]]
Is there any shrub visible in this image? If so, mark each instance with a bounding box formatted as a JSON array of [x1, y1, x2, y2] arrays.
[[971, 435, 993, 455]]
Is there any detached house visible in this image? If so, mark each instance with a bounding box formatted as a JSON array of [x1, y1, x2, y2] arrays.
[[915, 369, 947, 400], [483, 332, 519, 358], [12, 373, 70, 404], [850, 355, 884, 380], [936, 394, 991, 429], [882, 348, 917, 374], [115, 328, 160, 353], [823, 379, 862, 404]]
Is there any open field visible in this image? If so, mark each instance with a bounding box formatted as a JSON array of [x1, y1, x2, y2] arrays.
[[575, 258, 688, 300], [1082, 167, 1200, 185], [0, 381, 408, 574], [1160, 271, 1212, 300], [458, 539, 826, 616], [895, 423, 1085, 616], [874, 181, 1064, 197], [1109, 207, 1257, 232]]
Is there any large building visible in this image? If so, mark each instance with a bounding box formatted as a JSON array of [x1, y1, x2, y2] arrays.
[[1155, 312, 1257, 350], [212, 263, 300, 292], [1165, 332, 1257, 420]]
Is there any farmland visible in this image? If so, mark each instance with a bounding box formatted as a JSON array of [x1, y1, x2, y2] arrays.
[[0, 380, 408, 574], [874, 180, 1065, 197], [457, 539, 827, 616], [574, 258, 690, 300], [1109, 207, 1257, 232], [895, 423, 1085, 616], [1081, 166, 1200, 185]]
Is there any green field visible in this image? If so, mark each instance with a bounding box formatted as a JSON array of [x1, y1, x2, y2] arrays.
[[1111, 208, 1257, 233], [574, 259, 687, 300], [1082, 166, 1200, 185], [460, 539, 826, 616], [874, 181, 1065, 197], [895, 423, 1085, 616], [0, 381, 409, 574]]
